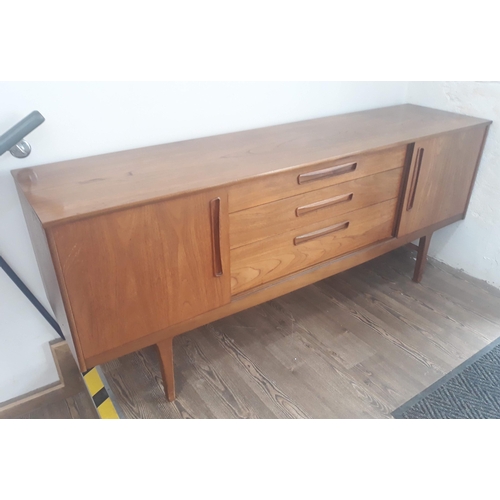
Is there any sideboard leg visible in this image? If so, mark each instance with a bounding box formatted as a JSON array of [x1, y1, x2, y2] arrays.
[[156, 338, 176, 402], [413, 233, 433, 283]]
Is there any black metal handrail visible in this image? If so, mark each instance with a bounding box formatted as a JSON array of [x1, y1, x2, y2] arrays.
[[0, 255, 64, 339]]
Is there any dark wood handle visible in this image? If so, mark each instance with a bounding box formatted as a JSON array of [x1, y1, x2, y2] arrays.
[[407, 147, 424, 211], [210, 197, 223, 277], [294, 221, 349, 245], [296, 192, 353, 217], [297, 162, 357, 185]]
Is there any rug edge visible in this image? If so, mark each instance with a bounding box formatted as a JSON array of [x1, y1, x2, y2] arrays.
[[392, 335, 500, 419]]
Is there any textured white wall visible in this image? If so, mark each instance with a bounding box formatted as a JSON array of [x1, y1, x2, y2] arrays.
[[407, 82, 500, 289], [0, 82, 408, 402]]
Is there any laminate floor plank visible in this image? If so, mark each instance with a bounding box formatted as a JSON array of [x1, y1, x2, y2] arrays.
[[100, 350, 168, 419], [65, 392, 97, 419], [348, 353, 428, 408], [274, 280, 446, 392], [316, 277, 453, 374], [249, 301, 390, 417], [96, 247, 500, 419], [201, 325, 302, 419], [176, 329, 279, 419], [11, 391, 98, 419], [333, 272, 474, 368], [207, 318, 313, 418], [391, 250, 500, 329], [275, 287, 440, 414], [302, 281, 448, 387], [28, 399, 72, 419], [270, 295, 377, 370], [349, 259, 489, 357], [376, 252, 500, 345], [272, 327, 390, 418], [226, 306, 385, 418], [106, 346, 215, 419], [281, 280, 409, 358]]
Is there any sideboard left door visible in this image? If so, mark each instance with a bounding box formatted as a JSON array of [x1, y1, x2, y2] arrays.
[[50, 188, 231, 360]]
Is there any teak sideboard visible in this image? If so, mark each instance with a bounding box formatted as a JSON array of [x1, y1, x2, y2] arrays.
[[12, 104, 491, 402]]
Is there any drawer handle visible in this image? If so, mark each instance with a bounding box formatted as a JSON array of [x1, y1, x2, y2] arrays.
[[297, 162, 357, 185], [210, 197, 223, 277], [294, 221, 349, 245], [407, 147, 424, 211], [296, 192, 354, 217]]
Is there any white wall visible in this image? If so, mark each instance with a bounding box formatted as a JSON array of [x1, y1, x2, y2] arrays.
[[0, 272, 57, 402], [407, 82, 500, 289], [0, 82, 408, 402]]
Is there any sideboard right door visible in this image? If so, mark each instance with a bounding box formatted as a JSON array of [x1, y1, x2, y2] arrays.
[[397, 125, 488, 237]]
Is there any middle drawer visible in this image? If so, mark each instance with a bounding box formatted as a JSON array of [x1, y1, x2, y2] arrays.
[[230, 167, 403, 249]]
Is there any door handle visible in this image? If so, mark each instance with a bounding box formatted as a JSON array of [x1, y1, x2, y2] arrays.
[[296, 192, 353, 217], [210, 197, 223, 277], [407, 147, 424, 211], [297, 162, 357, 185], [294, 221, 349, 245]]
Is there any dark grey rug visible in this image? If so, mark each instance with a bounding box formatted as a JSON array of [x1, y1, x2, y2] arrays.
[[393, 337, 500, 419]]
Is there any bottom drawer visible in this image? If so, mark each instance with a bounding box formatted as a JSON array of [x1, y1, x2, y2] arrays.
[[231, 198, 398, 294]]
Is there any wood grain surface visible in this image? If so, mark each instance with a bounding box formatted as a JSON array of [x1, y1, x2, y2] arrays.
[[230, 167, 403, 249], [10, 104, 491, 402], [15, 186, 85, 368], [397, 125, 488, 236], [413, 234, 432, 283], [228, 145, 406, 212], [12, 105, 490, 227], [231, 198, 398, 294], [50, 189, 231, 359], [156, 338, 176, 402], [84, 213, 464, 369]]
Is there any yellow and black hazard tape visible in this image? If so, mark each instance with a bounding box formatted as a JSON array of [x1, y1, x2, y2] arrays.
[[82, 367, 121, 419]]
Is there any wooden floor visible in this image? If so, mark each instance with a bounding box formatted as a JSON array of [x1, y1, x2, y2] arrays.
[[18, 389, 98, 419], [96, 247, 500, 418], [14, 246, 500, 418]]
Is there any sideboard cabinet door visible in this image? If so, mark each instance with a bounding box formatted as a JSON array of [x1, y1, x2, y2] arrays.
[[50, 189, 231, 360], [397, 125, 488, 237]]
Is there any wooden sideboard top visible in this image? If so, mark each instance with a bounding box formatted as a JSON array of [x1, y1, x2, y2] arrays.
[[12, 104, 491, 227]]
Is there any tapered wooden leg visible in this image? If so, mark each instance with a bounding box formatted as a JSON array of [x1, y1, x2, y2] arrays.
[[156, 338, 176, 402], [413, 233, 432, 283]]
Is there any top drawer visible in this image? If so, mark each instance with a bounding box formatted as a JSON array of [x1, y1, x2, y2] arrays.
[[229, 144, 408, 213]]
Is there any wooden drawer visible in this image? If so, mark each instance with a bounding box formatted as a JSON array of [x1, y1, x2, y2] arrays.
[[229, 145, 407, 213], [231, 198, 398, 295], [230, 167, 403, 249]]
